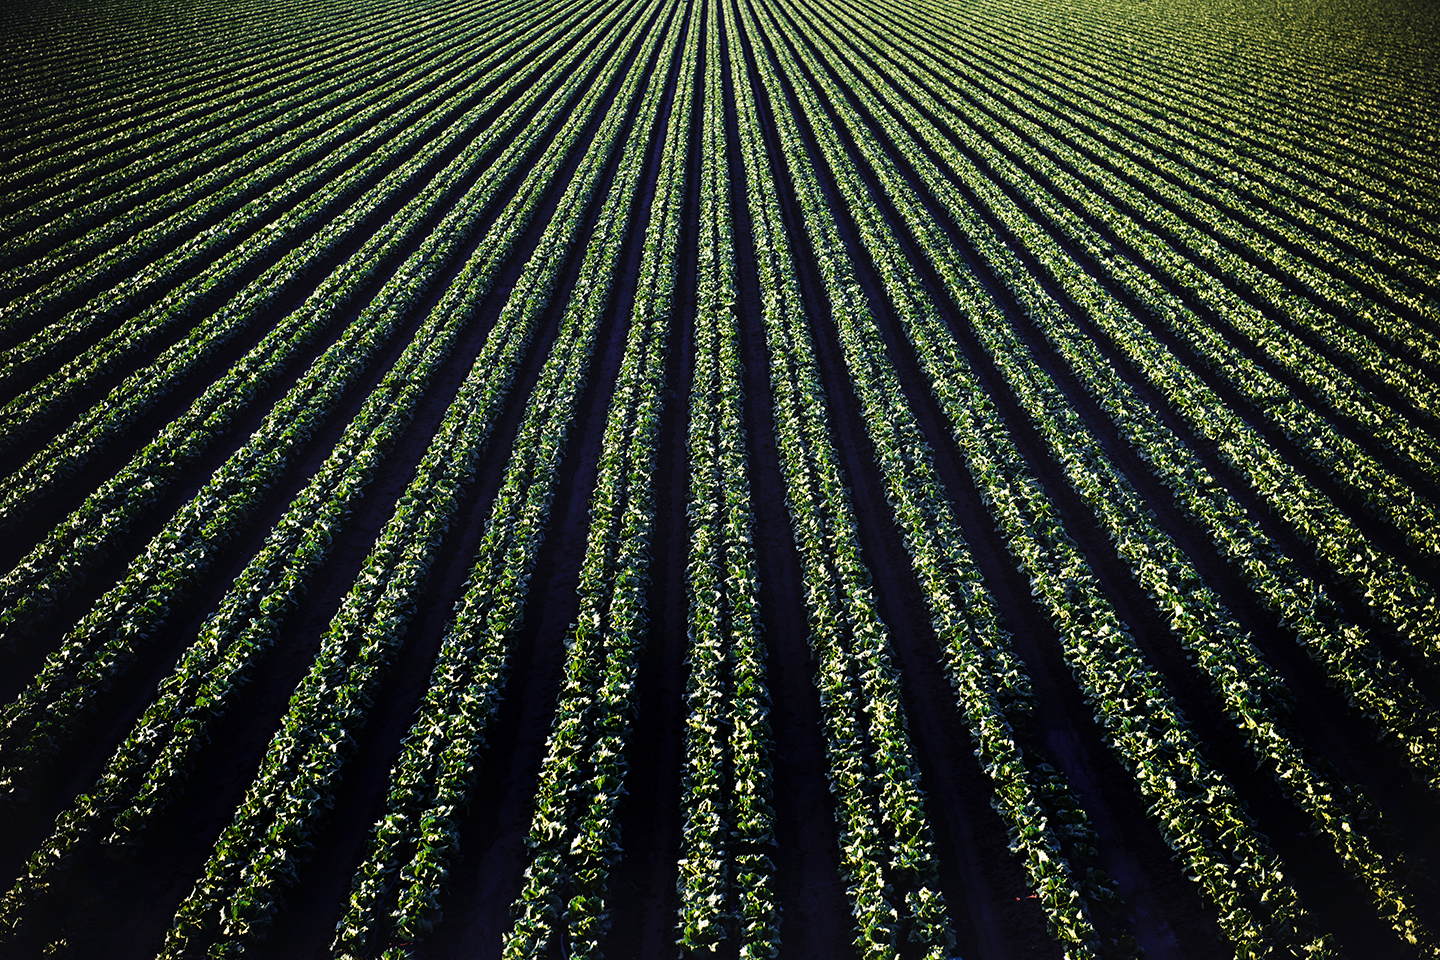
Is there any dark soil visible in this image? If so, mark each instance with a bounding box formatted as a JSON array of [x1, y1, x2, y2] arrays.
[[3, 0, 1436, 957]]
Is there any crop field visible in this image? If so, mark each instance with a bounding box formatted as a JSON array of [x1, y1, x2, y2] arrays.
[[1, 0, 1438, 956]]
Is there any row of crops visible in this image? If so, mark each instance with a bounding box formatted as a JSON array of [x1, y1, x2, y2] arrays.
[[1, 0, 1437, 955]]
